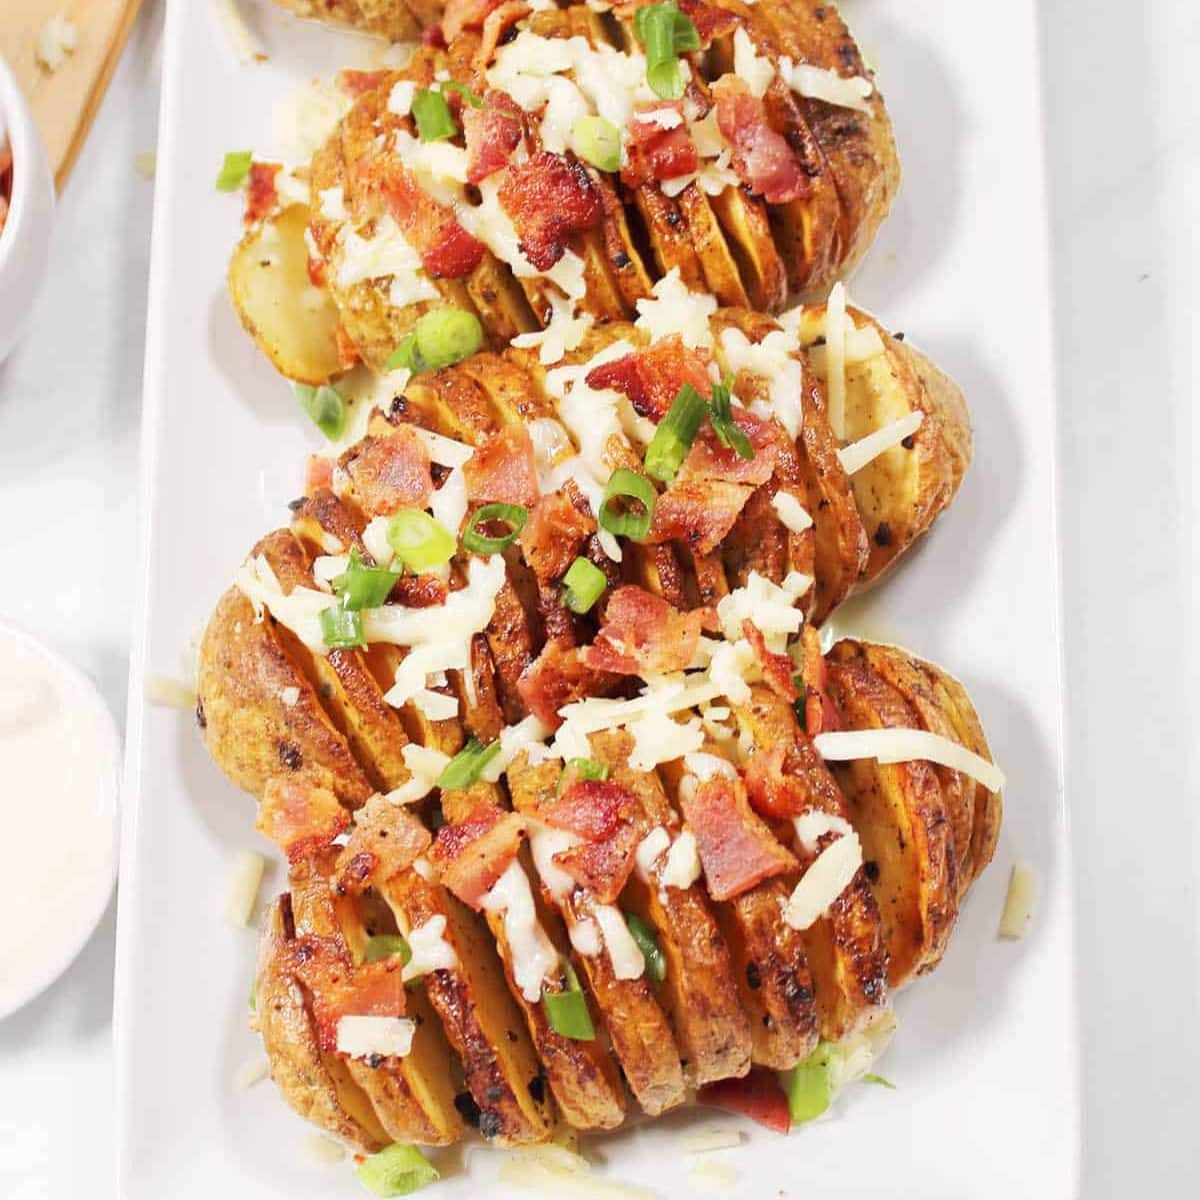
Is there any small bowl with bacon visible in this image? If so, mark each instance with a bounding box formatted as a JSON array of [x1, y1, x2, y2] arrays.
[[0, 54, 55, 365]]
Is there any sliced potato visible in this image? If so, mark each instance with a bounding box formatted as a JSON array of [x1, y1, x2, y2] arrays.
[[228, 205, 344, 386]]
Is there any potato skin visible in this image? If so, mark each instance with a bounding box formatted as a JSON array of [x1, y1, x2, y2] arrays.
[[270, 0, 419, 41]]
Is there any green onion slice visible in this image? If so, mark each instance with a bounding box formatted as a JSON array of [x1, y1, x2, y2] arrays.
[[442, 80, 484, 108], [572, 115, 622, 173], [792, 676, 808, 731], [386, 510, 456, 573], [412, 87, 459, 142], [362, 934, 413, 966], [356, 1143, 440, 1197], [786, 1041, 836, 1125], [215, 149, 253, 191], [437, 738, 503, 790], [557, 757, 610, 793], [644, 383, 709, 482], [708, 374, 755, 460], [319, 605, 365, 650], [863, 1072, 896, 1090], [334, 548, 398, 611], [598, 468, 656, 542], [462, 503, 528, 556], [295, 383, 347, 441], [562, 556, 607, 614], [542, 962, 595, 1041], [634, 1, 701, 100], [624, 912, 666, 982], [385, 334, 420, 374], [387, 308, 484, 375]]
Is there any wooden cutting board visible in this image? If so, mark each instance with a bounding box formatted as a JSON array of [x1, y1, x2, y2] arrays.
[[0, 0, 144, 189]]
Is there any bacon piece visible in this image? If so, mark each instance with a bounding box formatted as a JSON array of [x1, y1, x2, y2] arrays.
[[518, 493, 595, 583], [243, 161, 280, 225], [334, 794, 432, 894], [679, 775, 797, 901], [442, 0, 507, 40], [462, 424, 540, 507], [622, 103, 698, 188], [421, 25, 447, 48], [305, 454, 334, 496], [743, 620, 799, 702], [698, 1068, 791, 1134], [306, 254, 327, 288], [799, 624, 838, 736], [646, 478, 753, 556], [679, 409, 780, 488], [537, 780, 644, 903], [742, 737, 845, 827], [285, 936, 407, 1051], [257, 778, 349, 862], [517, 637, 613, 728], [580, 586, 706, 675], [428, 803, 527, 909], [476, 2, 532, 69], [586, 335, 713, 422], [498, 151, 601, 271], [339, 426, 434, 516], [336, 69, 390, 99], [463, 89, 524, 184], [713, 75, 809, 205]]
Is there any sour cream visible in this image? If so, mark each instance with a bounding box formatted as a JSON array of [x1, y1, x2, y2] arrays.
[[0, 624, 119, 1018]]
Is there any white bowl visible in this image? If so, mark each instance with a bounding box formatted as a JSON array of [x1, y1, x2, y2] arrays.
[[0, 55, 55, 365]]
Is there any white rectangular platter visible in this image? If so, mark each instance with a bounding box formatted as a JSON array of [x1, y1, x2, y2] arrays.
[[114, 1, 1079, 1196]]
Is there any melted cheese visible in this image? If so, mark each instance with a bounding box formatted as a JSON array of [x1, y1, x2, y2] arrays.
[[413, 427, 475, 469], [635, 269, 717, 350], [683, 752, 737, 782], [660, 830, 701, 890], [718, 327, 804, 439], [627, 709, 704, 770], [568, 917, 602, 957], [512, 297, 595, 365], [234, 554, 334, 651], [837, 411, 924, 475], [480, 716, 555, 783], [388, 80, 417, 116], [429, 467, 469, 536], [361, 516, 394, 568], [335, 1015, 416, 1060], [813, 729, 1006, 793], [824, 283, 848, 439], [784, 62, 874, 113], [733, 28, 776, 98], [480, 862, 558, 1001], [593, 906, 645, 980], [529, 823, 582, 902], [403, 914, 459, 981], [771, 491, 814, 533], [782, 829, 863, 930], [634, 827, 671, 882], [336, 215, 441, 311], [385, 744, 451, 805]]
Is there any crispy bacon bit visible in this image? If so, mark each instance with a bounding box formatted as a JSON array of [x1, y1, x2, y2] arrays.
[[698, 1068, 792, 1134], [390, 573, 451, 607], [743, 620, 799, 702], [336, 69, 390, 99], [244, 162, 281, 225], [537, 779, 644, 903], [498, 151, 601, 271], [799, 625, 838, 736], [339, 427, 434, 516], [742, 737, 844, 827], [646, 478, 753, 556], [586, 336, 713, 421], [307, 254, 328, 288], [614, 0, 739, 45], [305, 455, 334, 496], [679, 775, 797, 900], [285, 936, 407, 1051], [421, 25, 447, 48], [476, 2, 532, 70], [428, 803, 527, 909], [517, 637, 613, 728], [375, 161, 485, 279], [463, 89, 524, 184], [622, 103, 698, 188], [713, 75, 809, 205], [442, 0, 507, 41], [580, 586, 707, 675], [462, 424, 540, 506], [257, 778, 349, 861], [518, 493, 595, 583], [679, 409, 780, 488], [335, 324, 361, 371], [334, 794, 432, 894]]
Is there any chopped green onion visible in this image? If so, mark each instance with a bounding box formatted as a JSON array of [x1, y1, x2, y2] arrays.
[[412, 87, 458, 142], [334, 548, 399, 611], [786, 1041, 837, 1125], [633, 1, 701, 100], [215, 149, 253, 191], [572, 115, 622, 173], [356, 1143, 439, 1197], [624, 912, 666, 982], [562, 556, 607, 614], [863, 1072, 896, 1090], [542, 962, 595, 1041], [792, 676, 808, 731], [708, 374, 755, 460], [462, 503, 528, 555], [387, 308, 484, 375], [363, 934, 413, 966], [443, 80, 484, 108], [437, 738, 503, 790], [557, 758, 610, 793], [644, 383, 709, 483], [386, 510, 456, 573], [598, 468, 656, 542], [319, 605, 365, 650], [295, 383, 347, 441]]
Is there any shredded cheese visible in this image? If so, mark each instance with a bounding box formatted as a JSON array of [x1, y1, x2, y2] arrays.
[[513, 296, 595, 365], [683, 1126, 745, 1154], [785, 62, 874, 113], [771, 491, 813, 533], [660, 830, 701, 890], [233, 1055, 270, 1090], [225, 850, 265, 926], [335, 1015, 416, 1060], [998, 862, 1036, 939], [825, 283, 848, 440], [634, 827, 671, 882], [837, 411, 924, 475], [480, 863, 557, 1001], [793, 809, 855, 854], [733, 28, 775, 98], [213, 0, 264, 66], [635, 269, 717, 351], [403, 915, 459, 981], [593, 905, 645, 980], [782, 829, 863, 930], [144, 674, 196, 709], [716, 570, 810, 647], [627, 708, 704, 770], [718, 327, 804, 439], [814, 728, 1006, 793]]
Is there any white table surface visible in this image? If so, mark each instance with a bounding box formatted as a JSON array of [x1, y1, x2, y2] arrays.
[[0, 1, 1195, 1196]]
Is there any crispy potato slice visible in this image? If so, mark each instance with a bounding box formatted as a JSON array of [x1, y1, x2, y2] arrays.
[[270, 0, 419, 40], [824, 643, 960, 987], [228, 205, 344, 386], [255, 896, 391, 1153], [675, 185, 752, 310], [703, 186, 789, 312]]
